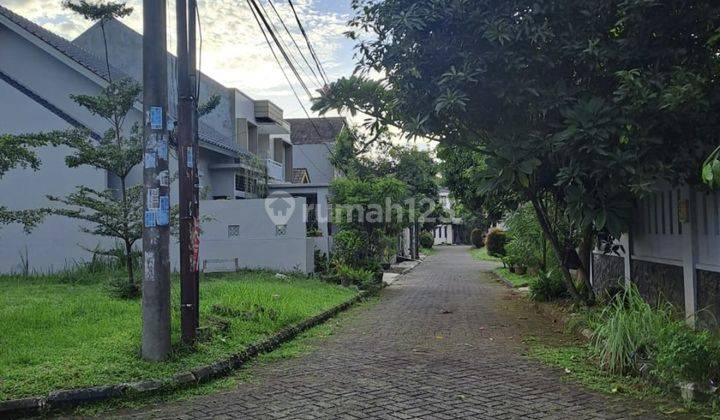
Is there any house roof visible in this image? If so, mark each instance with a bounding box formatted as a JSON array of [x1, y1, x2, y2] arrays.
[[0, 5, 241, 156], [292, 168, 311, 184], [287, 117, 346, 145]]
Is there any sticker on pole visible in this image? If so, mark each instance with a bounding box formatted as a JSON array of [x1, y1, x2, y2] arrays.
[[191, 221, 200, 272], [144, 152, 157, 169], [147, 188, 160, 210], [150, 107, 163, 130], [186, 147, 194, 167], [144, 211, 156, 228]]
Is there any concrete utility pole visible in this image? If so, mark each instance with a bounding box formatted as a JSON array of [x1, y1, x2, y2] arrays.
[[142, 0, 171, 361], [189, 0, 201, 331], [177, 0, 198, 345]]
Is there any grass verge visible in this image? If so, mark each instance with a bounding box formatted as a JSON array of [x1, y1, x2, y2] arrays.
[[494, 267, 531, 287], [0, 271, 357, 401], [420, 247, 436, 256], [470, 247, 501, 262], [73, 297, 380, 416], [525, 338, 704, 417]]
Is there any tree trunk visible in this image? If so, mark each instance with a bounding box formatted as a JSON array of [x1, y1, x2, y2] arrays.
[[529, 197, 587, 304], [125, 239, 135, 286], [577, 227, 596, 303]]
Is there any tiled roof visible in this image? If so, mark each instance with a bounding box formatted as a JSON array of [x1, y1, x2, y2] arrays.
[[287, 117, 346, 145], [0, 5, 242, 156], [292, 168, 311, 184]]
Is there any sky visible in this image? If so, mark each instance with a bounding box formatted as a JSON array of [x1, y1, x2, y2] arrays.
[[0, 0, 357, 118], [0, 0, 434, 151]]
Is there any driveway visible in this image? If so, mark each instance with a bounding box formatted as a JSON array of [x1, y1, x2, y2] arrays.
[[119, 246, 662, 419]]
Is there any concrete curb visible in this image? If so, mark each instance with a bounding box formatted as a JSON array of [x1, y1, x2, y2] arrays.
[[490, 269, 517, 289], [0, 291, 368, 419]]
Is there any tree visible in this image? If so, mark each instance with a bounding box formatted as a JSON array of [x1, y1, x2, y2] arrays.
[[0, 133, 65, 231], [49, 2, 142, 296], [315, 0, 720, 304]]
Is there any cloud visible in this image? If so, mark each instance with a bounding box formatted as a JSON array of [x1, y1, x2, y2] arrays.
[[0, 0, 353, 117]]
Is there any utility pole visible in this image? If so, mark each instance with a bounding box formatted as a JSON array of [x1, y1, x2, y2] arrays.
[[142, 0, 171, 361], [177, 0, 198, 345], [189, 0, 201, 332]]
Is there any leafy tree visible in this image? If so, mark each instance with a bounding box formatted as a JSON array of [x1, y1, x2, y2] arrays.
[[330, 176, 410, 270], [0, 133, 66, 231], [49, 2, 142, 296], [62, 0, 132, 83], [315, 0, 720, 304]]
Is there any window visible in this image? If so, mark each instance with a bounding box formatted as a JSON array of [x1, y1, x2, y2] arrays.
[[228, 225, 240, 237], [235, 173, 246, 192]]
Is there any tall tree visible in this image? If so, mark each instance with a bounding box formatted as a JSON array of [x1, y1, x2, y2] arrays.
[[49, 2, 142, 296], [315, 0, 720, 304]]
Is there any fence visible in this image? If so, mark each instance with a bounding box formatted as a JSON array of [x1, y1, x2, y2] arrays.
[[593, 184, 720, 325]]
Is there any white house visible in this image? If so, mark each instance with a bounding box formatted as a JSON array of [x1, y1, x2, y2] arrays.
[[433, 188, 464, 245], [0, 5, 313, 274]]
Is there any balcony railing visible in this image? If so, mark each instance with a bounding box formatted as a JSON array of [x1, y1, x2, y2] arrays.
[[266, 158, 285, 182]]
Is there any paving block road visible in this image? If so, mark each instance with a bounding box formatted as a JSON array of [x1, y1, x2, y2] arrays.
[[117, 246, 666, 419]]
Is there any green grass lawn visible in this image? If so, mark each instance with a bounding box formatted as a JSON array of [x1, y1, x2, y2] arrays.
[[469, 247, 501, 262], [0, 272, 356, 401], [494, 267, 531, 288]]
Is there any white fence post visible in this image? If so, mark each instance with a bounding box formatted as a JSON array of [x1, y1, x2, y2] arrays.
[[621, 233, 632, 288], [681, 186, 699, 326]]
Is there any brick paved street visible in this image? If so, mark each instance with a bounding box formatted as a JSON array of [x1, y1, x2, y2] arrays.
[[120, 246, 663, 419]]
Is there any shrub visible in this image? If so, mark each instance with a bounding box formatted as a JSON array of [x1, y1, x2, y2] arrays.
[[651, 322, 720, 385], [485, 228, 507, 257], [590, 284, 671, 374], [108, 275, 140, 299], [529, 269, 568, 302], [335, 264, 378, 290], [470, 228, 484, 248], [504, 204, 545, 269], [314, 249, 329, 274], [332, 230, 368, 266], [419, 231, 434, 249]]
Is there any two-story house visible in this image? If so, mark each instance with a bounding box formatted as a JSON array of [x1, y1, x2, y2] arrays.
[[0, 5, 308, 273]]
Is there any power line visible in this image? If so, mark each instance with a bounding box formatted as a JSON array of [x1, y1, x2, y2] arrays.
[[245, 0, 333, 179], [265, 0, 324, 89], [247, 0, 313, 98], [287, 0, 329, 84]]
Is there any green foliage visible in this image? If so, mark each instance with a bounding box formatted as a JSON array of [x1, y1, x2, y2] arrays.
[[419, 231, 434, 249], [590, 284, 673, 375], [504, 203, 546, 269], [198, 94, 221, 117], [0, 271, 356, 400], [330, 176, 410, 272], [316, 0, 720, 304], [332, 230, 368, 267], [484, 228, 507, 258], [335, 264, 378, 291], [702, 146, 720, 189], [62, 0, 132, 22], [48, 2, 143, 293], [0, 132, 70, 231], [651, 323, 720, 385], [470, 228, 484, 249], [529, 270, 569, 302]]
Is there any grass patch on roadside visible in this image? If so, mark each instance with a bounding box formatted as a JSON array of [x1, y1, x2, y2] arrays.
[[73, 296, 380, 416], [525, 339, 699, 417], [420, 247, 436, 256], [470, 247, 501, 262], [494, 267, 531, 287], [0, 271, 357, 401]]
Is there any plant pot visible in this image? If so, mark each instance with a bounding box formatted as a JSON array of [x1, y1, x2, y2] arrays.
[[515, 266, 527, 275]]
